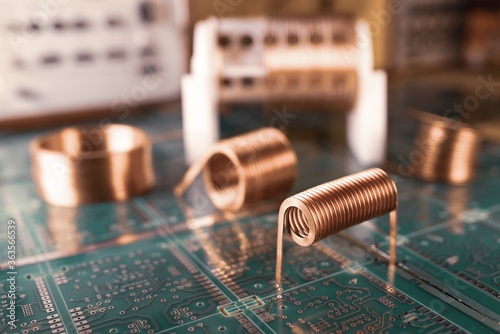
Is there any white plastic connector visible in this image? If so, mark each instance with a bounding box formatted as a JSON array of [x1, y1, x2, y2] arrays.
[[182, 74, 219, 165], [347, 70, 387, 166], [182, 18, 221, 165], [183, 17, 387, 166], [346, 20, 387, 166]]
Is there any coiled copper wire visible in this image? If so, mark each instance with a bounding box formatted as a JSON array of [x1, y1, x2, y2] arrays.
[[409, 112, 480, 185], [175, 127, 297, 212], [276, 168, 398, 281], [30, 125, 155, 207]]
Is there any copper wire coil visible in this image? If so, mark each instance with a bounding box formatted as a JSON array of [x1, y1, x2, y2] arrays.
[[411, 112, 480, 185], [276, 168, 398, 281], [175, 127, 297, 212], [264, 17, 358, 109], [31, 125, 155, 207], [281, 168, 397, 246]]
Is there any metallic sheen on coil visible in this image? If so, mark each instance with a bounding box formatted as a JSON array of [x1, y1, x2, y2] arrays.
[[31, 125, 155, 207], [411, 112, 480, 185], [276, 168, 398, 281], [175, 127, 297, 212]]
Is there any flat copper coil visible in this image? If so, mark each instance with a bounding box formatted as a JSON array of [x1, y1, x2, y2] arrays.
[[31, 124, 155, 207]]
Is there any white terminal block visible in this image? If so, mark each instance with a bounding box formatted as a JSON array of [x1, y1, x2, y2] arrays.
[[183, 17, 386, 166]]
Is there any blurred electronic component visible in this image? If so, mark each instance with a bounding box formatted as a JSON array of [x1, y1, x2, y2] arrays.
[[188, 0, 480, 71], [408, 111, 480, 185], [182, 16, 387, 166], [175, 127, 297, 212], [276, 168, 398, 281], [0, 0, 188, 125], [388, 0, 466, 69], [463, 6, 500, 69], [31, 124, 155, 206]]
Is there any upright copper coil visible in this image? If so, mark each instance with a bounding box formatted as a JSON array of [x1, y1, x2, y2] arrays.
[[410, 112, 480, 185], [276, 168, 398, 281], [31, 125, 155, 207], [175, 127, 297, 212]]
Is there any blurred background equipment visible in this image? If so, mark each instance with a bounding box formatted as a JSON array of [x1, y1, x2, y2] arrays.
[[0, 0, 188, 126], [386, 0, 467, 70], [182, 16, 387, 166], [463, 0, 500, 69], [189, 0, 499, 72], [191, 0, 466, 70]]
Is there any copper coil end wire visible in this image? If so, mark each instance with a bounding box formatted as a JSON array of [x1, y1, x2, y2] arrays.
[[30, 125, 155, 207], [409, 112, 481, 185], [276, 168, 398, 282], [175, 127, 297, 212]]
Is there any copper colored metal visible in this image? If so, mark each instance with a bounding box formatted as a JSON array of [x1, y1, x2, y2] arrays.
[[411, 112, 480, 185], [31, 124, 155, 207], [175, 127, 297, 212], [276, 168, 398, 281]]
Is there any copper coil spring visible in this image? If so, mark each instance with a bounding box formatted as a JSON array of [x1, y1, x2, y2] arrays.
[[410, 113, 480, 185], [175, 127, 297, 212], [30, 125, 155, 207], [276, 168, 398, 281]]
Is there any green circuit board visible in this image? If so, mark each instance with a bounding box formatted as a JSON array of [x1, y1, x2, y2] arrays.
[[0, 83, 500, 334]]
